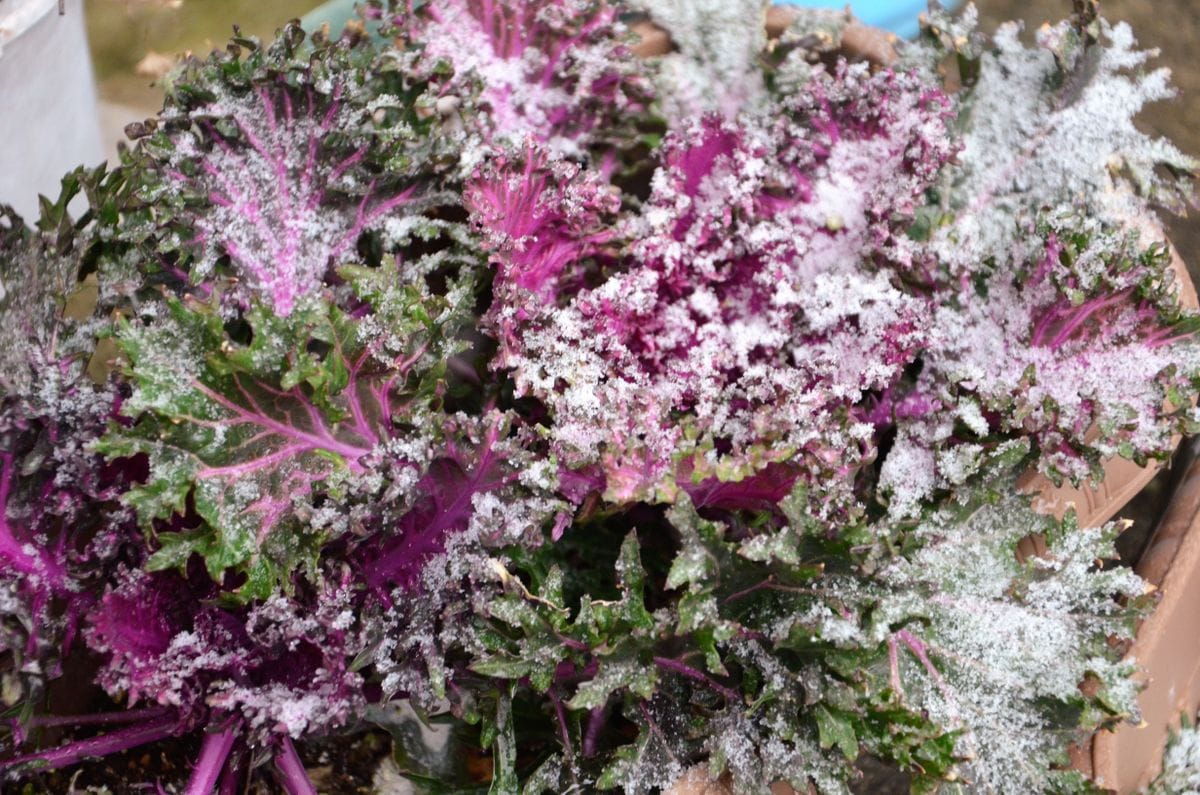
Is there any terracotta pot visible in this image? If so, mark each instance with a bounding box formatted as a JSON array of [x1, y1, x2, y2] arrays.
[[630, 6, 898, 65], [1081, 441, 1200, 792], [633, 9, 1200, 794], [1047, 235, 1200, 793]]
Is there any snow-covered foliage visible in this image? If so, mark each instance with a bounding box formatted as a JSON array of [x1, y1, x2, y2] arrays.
[[633, 0, 768, 119], [877, 7, 1200, 512], [1153, 718, 1200, 794], [927, 9, 1196, 274], [874, 447, 1145, 792], [0, 2, 1197, 793], [387, 0, 655, 158], [479, 67, 954, 514]]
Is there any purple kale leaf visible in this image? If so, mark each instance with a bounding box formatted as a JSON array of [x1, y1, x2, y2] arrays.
[[391, 0, 654, 153], [112, 25, 469, 314], [475, 65, 954, 513], [98, 232, 480, 594], [86, 565, 364, 739], [0, 203, 143, 703], [362, 418, 512, 593], [882, 218, 1200, 512], [173, 84, 418, 316]]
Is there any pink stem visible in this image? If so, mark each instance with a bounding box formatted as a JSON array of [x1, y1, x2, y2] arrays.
[[1048, 290, 1131, 349], [195, 445, 307, 479], [895, 629, 956, 708], [652, 656, 740, 702], [218, 746, 245, 795], [0, 715, 179, 771], [184, 724, 239, 795], [24, 706, 172, 732], [191, 380, 368, 463], [888, 635, 904, 698], [273, 737, 317, 795]]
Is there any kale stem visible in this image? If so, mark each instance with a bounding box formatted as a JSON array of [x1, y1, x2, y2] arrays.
[[0, 714, 179, 771], [895, 629, 955, 706], [548, 688, 574, 759], [24, 705, 173, 731], [184, 724, 240, 795], [274, 736, 318, 795], [721, 577, 774, 604], [887, 635, 905, 699], [218, 745, 246, 795], [721, 576, 824, 605], [637, 701, 680, 767], [549, 688, 581, 787], [653, 656, 740, 702], [583, 704, 607, 758]]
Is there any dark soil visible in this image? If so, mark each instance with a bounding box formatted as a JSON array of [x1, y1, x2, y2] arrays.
[[13, 723, 392, 794]]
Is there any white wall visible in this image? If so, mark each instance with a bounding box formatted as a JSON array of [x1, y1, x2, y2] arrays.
[[0, 0, 104, 221]]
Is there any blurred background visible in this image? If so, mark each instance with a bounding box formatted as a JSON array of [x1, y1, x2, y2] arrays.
[[87, 0, 322, 114]]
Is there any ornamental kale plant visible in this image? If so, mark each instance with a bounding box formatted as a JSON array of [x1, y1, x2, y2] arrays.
[[0, 1, 1198, 793]]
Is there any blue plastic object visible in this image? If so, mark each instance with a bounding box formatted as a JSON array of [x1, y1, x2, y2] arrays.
[[300, 0, 359, 37], [301, 0, 960, 42], [777, 0, 958, 40]]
